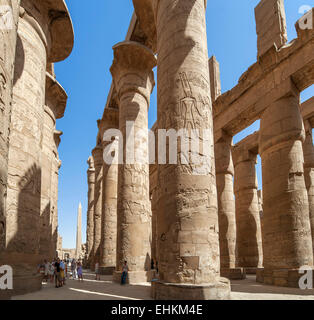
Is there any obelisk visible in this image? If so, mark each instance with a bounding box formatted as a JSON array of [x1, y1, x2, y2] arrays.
[[76, 202, 82, 260]]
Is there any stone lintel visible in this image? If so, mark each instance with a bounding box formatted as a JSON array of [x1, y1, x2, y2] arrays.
[[132, 0, 157, 52], [255, 0, 287, 58], [232, 145, 257, 166], [233, 131, 259, 155], [213, 17, 313, 137], [45, 72, 68, 120]]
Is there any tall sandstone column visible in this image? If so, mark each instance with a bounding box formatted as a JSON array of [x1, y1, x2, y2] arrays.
[[303, 120, 314, 258], [258, 82, 314, 287], [41, 70, 67, 260], [91, 146, 103, 269], [215, 133, 245, 280], [86, 155, 95, 267], [99, 107, 119, 275], [134, 0, 231, 300], [0, 0, 20, 254], [2, 0, 73, 296], [233, 147, 263, 272], [110, 41, 155, 284]]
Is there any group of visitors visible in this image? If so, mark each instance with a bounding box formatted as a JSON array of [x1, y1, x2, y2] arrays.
[[39, 258, 84, 288]]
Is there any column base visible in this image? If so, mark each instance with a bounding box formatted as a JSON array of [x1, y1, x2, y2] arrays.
[[0, 273, 43, 300], [221, 268, 246, 280], [113, 270, 154, 284], [152, 277, 231, 300], [256, 268, 314, 288], [99, 266, 115, 275]]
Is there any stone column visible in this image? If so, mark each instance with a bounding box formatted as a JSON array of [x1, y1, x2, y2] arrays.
[[41, 71, 67, 260], [257, 83, 314, 287], [91, 146, 103, 270], [3, 0, 73, 297], [233, 147, 263, 273], [133, 0, 231, 300], [51, 130, 62, 259], [215, 133, 245, 280], [110, 41, 155, 284], [0, 0, 20, 254], [99, 107, 119, 275], [75, 202, 82, 259], [303, 120, 314, 258], [86, 156, 95, 268]]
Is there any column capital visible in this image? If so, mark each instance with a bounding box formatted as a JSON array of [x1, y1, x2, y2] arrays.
[[20, 0, 74, 62], [45, 72, 68, 120], [110, 41, 156, 105], [92, 146, 103, 167]]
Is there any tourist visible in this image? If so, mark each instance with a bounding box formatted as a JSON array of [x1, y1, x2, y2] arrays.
[[43, 259, 49, 283], [49, 262, 55, 283], [71, 259, 77, 279], [95, 261, 100, 281], [77, 262, 83, 282], [121, 261, 128, 285], [60, 260, 65, 286], [54, 258, 61, 288]]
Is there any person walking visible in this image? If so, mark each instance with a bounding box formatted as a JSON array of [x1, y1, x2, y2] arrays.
[[71, 259, 77, 279], [54, 258, 61, 288], [43, 259, 49, 283], [95, 261, 100, 281], [121, 261, 128, 285], [77, 262, 83, 282]]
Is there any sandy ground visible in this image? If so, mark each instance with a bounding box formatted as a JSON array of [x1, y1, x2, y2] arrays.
[[12, 272, 314, 300]]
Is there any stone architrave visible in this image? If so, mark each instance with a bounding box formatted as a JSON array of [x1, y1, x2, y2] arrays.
[[233, 147, 263, 273], [133, 0, 231, 300], [2, 0, 73, 297], [257, 81, 314, 287], [303, 120, 314, 258], [99, 107, 119, 275], [110, 40, 156, 284]]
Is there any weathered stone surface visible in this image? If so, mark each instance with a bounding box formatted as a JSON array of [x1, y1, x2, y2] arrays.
[[303, 120, 314, 258], [91, 146, 103, 268], [258, 84, 314, 285], [233, 146, 263, 270], [255, 0, 287, 58], [99, 108, 119, 274], [0, 0, 73, 298], [0, 0, 20, 254], [110, 40, 155, 283], [86, 156, 95, 267], [136, 0, 231, 299]]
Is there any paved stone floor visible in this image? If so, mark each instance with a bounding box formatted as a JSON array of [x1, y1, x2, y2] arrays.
[[12, 272, 314, 300]]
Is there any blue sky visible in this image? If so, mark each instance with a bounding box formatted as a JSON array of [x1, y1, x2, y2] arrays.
[[55, 0, 314, 249]]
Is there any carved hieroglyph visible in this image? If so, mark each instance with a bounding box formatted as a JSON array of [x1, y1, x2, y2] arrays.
[[110, 41, 156, 283]]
